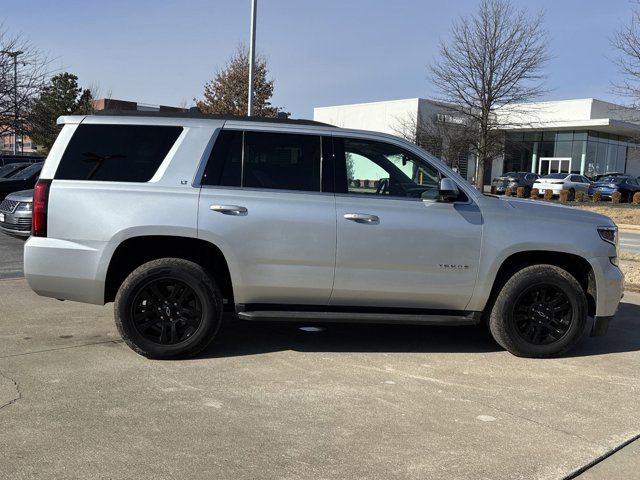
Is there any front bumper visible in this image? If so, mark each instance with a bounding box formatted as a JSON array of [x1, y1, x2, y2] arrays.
[[591, 315, 614, 336], [0, 211, 32, 237], [588, 255, 624, 329], [0, 224, 30, 238]]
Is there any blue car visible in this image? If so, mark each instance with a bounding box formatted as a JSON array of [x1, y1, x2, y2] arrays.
[[588, 175, 640, 202]]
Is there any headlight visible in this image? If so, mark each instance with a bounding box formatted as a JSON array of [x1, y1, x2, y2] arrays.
[[597, 226, 618, 246], [15, 202, 32, 212]]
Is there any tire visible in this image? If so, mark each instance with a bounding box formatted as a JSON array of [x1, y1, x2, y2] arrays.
[[114, 258, 223, 359], [488, 264, 587, 358], [569, 188, 575, 201]]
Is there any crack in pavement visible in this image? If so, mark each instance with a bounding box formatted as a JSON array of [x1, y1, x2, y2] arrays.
[[0, 339, 123, 359], [0, 371, 21, 411]]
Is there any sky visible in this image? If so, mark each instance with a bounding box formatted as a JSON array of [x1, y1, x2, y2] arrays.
[[3, 0, 638, 118]]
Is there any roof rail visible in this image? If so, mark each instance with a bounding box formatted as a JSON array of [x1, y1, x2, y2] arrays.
[[92, 109, 334, 127]]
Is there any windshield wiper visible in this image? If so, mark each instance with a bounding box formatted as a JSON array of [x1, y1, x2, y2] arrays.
[[81, 152, 126, 180]]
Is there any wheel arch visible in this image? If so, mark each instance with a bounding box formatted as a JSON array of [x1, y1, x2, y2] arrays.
[[485, 250, 596, 317], [104, 235, 235, 310]]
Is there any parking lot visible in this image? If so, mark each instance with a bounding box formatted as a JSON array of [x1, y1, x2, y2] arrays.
[[1, 234, 640, 479]]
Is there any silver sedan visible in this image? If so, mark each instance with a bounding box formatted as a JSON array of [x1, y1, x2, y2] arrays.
[[533, 173, 592, 197]]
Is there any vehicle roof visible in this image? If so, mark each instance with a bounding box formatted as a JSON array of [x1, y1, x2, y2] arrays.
[[596, 175, 633, 180], [92, 109, 333, 127]]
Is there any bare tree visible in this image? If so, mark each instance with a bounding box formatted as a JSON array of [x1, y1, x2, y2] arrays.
[[612, 1, 640, 107], [0, 24, 49, 149], [393, 107, 478, 172], [430, 0, 548, 189]]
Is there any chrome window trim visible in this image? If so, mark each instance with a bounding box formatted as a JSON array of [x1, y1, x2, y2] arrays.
[[198, 184, 335, 198]]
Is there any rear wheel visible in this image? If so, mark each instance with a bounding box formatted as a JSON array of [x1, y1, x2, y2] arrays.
[[115, 258, 223, 359], [568, 188, 575, 200], [488, 265, 587, 358]]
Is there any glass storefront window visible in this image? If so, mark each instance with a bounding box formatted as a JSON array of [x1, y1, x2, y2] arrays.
[[503, 129, 637, 177], [556, 132, 573, 142], [555, 141, 572, 157]]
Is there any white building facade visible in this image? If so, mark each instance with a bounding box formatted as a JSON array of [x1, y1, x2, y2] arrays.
[[314, 98, 640, 185]]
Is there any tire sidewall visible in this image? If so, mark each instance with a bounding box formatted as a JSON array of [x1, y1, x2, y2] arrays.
[[490, 266, 587, 357], [115, 260, 221, 359]]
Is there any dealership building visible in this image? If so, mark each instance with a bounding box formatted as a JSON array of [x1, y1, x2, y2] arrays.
[[314, 98, 640, 184]]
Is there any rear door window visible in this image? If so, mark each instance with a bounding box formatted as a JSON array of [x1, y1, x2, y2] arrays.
[[55, 124, 183, 182], [202, 130, 323, 192]]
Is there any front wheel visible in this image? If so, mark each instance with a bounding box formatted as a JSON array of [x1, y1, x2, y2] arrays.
[[114, 258, 223, 359], [488, 265, 587, 358]]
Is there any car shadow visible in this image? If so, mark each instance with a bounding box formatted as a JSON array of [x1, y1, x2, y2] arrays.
[[196, 300, 640, 359], [567, 300, 640, 357], [198, 319, 500, 359]]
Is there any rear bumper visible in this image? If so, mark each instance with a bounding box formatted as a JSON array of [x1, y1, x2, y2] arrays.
[[24, 236, 106, 305]]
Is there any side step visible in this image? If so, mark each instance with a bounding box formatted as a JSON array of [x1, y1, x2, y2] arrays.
[[236, 310, 481, 326]]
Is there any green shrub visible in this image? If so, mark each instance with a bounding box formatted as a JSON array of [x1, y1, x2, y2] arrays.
[[530, 188, 539, 199], [612, 191, 622, 204], [592, 191, 602, 202], [633, 192, 640, 205], [543, 189, 553, 201]]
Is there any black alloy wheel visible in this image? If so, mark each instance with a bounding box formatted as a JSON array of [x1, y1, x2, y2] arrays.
[[131, 278, 203, 345], [511, 284, 572, 345]]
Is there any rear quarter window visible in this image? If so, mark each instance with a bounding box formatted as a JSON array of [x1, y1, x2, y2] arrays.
[[55, 124, 183, 182]]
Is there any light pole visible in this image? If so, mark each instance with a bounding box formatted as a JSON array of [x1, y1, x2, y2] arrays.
[[247, 0, 257, 117], [1, 50, 23, 154]]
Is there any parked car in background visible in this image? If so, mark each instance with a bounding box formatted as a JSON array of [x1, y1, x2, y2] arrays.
[[533, 173, 591, 197], [588, 175, 640, 202], [0, 162, 31, 179], [0, 189, 33, 238], [0, 163, 42, 200], [491, 171, 540, 195], [0, 154, 45, 167], [591, 172, 625, 182]]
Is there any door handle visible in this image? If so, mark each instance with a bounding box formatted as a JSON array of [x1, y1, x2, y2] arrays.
[[344, 213, 379, 224], [210, 205, 248, 215]]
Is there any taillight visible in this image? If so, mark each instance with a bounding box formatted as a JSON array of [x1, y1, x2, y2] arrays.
[[33, 179, 51, 237]]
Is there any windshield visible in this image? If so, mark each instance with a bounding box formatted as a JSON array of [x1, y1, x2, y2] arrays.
[[598, 176, 625, 183], [542, 173, 567, 179], [10, 163, 42, 180]]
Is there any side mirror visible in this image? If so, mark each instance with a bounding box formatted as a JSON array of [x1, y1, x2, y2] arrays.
[[438, 178, 460, 202]]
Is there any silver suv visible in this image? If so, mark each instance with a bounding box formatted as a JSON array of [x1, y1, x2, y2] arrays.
[[24, 112, 624, 359]]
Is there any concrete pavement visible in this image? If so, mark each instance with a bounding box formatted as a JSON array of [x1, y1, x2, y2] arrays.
[[1, 277, 640, 479], [0, 234, 24, 279]]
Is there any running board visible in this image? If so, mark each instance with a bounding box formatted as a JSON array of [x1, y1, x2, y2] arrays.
[[236, 309, 481, 326]]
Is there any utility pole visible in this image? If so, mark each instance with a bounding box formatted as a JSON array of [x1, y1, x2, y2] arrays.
[[1, 50, 23, 154], [247, 0, 257, 117]]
